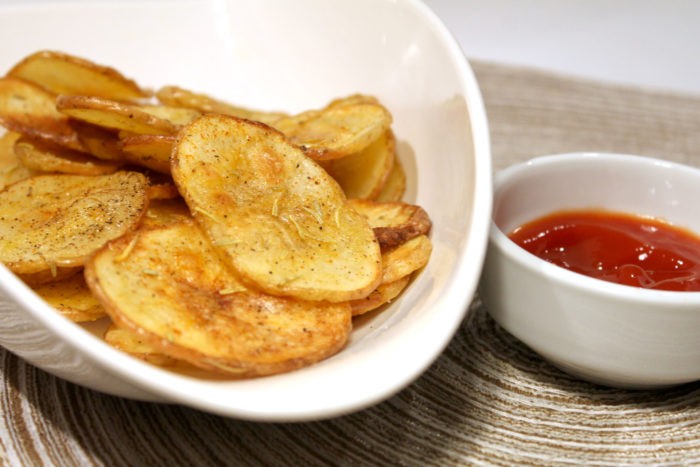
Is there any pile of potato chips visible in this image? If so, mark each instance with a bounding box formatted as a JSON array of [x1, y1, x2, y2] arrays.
[[0, 51, 432, 377]]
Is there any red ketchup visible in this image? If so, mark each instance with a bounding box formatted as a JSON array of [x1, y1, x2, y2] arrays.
[[508, 210, 700, 291]]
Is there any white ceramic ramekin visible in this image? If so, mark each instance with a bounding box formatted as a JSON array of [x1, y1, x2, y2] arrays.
[[480, 153, 700, 388]]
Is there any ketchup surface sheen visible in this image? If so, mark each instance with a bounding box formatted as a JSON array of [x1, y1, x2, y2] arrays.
[[508, 209, 700, 291]]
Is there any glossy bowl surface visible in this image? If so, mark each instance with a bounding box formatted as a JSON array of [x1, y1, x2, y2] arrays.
[[0, 0, 491, 420], [481, 153, 700, 388]]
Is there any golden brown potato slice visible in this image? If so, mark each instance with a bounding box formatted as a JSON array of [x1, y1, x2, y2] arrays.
[[381, 235, 432, 284], [0, 172, 148, 275], [56, 96, 179, 135], [0, 131, 36, 190], [350, 275, 411, 316], [348, 209, 431, 315], [120, 134, 175, 174], [325, 94, 381, 109], [123, 166, 179, 199], [7, 50, 149, 101], [32, 273, 106, 322], [107, 165, 178, 200], [375, 156, 406, 203], [0, 77, 83, 150], [138, 105, 201, 126], [140, 198, 191, 228], [347, 198, 432, 250], [17, 266, 82, 287], [273, 103, 392, 161], [14, 137, 120, 175], [70, 120, 125, 161], [319, 130, 394, 200], [85, 220, 352, 377], [105, 325, 183, 367], [171, 115, 382, 302], [146, 181, 179, 200], [156, 85, 287, 126]]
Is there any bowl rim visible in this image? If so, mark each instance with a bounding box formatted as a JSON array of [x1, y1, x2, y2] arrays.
[[491, 152, 700, 305], [0, 0, 493, 421]]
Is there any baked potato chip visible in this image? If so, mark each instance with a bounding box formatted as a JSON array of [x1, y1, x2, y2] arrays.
[[7, 50, 149, 101], [140, 198, 191, 228], [85, 220, 352, 377], [325, 94, 381, 109], [18, 266, 82, 287], [104, 325, 183, 367], [32, 273, 106, 322], [347, 198, 432, 250], [375, 156, 407, 203], [138, 105, 201, 126], [56, 96, 179, 135], [350, 275, 411, 316], [0, 77, 83, 150], [146, 181, 179, 200], [320, 130, 394, 200], [124, 166, 179, 199], [14, 137, 120, 175], [172, 115, 382, 302], [0, 131, 36, 189], [0, 171, 148, 274], [349, 211, 431, 315], [70, 120, 125, 161], [156, 85, 287, 126], [120, 134, 175, 173], [273, 103, 392, 161], [381, 235, 432, 284]]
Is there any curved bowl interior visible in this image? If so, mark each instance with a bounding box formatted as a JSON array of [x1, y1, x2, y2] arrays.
[[0, 0, 492, 420]]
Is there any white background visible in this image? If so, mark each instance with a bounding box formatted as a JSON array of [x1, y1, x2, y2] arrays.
[[423, 0, 700, 95], [7, 0, 700, 94]]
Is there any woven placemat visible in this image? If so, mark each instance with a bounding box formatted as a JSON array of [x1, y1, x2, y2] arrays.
[[1, 61, 699, 466]]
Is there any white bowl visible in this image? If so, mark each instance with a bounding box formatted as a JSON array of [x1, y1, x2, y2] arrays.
[[0, 0, 491, 420], [480, 153, 700, 389]]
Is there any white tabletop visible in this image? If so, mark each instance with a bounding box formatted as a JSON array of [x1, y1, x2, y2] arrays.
[[423, 0, 700, 95]]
